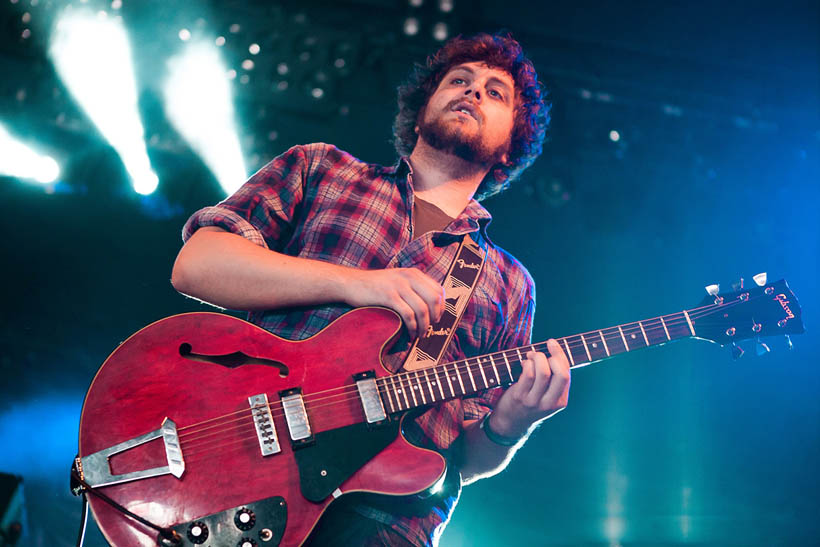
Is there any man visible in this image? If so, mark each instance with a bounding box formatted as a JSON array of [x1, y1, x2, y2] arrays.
[[172, 32, 570, 546]]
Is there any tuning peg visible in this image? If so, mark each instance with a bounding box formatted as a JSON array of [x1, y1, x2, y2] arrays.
[[784, 335, 793, 350], [732, 278, 745, 291], [731, 342, 744, 360], [753, 272, 767, 286], [705, 284, 720, 296], [756, 340, 771, 356]]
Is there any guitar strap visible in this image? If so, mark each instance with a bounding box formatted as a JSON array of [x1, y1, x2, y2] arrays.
[[402, 232, 486, 371]]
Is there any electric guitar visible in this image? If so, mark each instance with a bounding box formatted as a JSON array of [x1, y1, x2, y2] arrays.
[[75, 275, 803, 546]]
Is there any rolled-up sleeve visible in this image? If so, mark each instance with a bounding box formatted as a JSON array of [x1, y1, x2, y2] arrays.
[[181, 143, 328, 250]]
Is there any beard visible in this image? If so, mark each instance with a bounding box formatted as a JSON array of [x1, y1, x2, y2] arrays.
[[417, 110, 509, 166]]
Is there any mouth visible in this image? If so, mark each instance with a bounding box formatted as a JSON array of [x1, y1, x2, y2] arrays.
[[450, 101, 479, 122]]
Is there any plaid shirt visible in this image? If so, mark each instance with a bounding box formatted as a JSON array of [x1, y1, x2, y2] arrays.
[[182, 143, 535, 546]]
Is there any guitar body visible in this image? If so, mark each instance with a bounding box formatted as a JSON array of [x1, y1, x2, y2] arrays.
[[78, 308, 446, 546]]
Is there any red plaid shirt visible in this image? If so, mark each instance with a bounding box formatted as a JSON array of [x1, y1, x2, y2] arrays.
[[182, 143, 535, 545]]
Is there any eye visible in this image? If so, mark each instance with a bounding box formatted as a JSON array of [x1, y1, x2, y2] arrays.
[[451, 77, 466, 85], [488, 89, 503, 99]]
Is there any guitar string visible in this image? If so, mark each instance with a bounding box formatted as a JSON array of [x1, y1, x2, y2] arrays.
[[176, 296, 755, 447], [176, 295, 762, 450], [177, 295, 777, 460]]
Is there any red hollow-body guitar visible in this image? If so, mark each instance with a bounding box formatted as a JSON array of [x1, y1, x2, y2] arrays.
[[76, 277, 802, 546]]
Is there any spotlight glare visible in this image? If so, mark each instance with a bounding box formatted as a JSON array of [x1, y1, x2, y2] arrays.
[[432, 22, 448, 41], [49, 9, 158, 194], [0, 122, 61, 184], [609, 130, 620, 142], [249, 43, 260, 55], [403, 17, 419, 36], [164, 41, 247, 195], [179, 28, 191, 41]]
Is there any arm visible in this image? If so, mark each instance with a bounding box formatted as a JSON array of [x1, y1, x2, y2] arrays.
[[171, 226, 446, 340], [456, 341, 570, 484]]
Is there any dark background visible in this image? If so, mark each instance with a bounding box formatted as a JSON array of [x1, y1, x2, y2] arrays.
[[1, 0, 818, 545]]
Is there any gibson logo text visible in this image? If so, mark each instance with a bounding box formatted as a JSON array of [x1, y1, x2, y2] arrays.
[[775, 294, 795, 320]]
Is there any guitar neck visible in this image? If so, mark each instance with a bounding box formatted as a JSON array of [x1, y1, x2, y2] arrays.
[[377, 310, 696, 414]]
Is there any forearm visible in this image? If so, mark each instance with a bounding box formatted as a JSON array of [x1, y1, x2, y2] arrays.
[[171, 226, 354, 311]]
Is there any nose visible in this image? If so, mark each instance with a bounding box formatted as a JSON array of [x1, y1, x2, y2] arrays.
[[465, 88, 481, 101]]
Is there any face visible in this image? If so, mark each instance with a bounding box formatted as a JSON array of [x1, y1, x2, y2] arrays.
[[417, 61, 516, 165]]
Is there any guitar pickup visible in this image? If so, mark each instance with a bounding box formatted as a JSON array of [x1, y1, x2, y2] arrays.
[[353, 371, 387, 424], [279, 388, 313, 447], [248, 394, 280, 456]]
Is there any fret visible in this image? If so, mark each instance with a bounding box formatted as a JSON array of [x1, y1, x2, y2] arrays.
[[464, 359, 477, 392], [561, 338, 575, 366], [411, 370, 427, 405], [451, 361, 466, 395], [565, 335, 589, 365], [381, 378, 396, 414], [395, 375, 410, 409], [405, 373, 419, 407], [618, 325, 630, 351], [584, 333, 607, 362], [429, 368, 445, 400], [580, 335, 592, 361], [599, 331, 610, 356], [475, 357, 488, 389], [683, 310, 696, 336], [422, 369, 437, 402], [488, 354, 501, 385], [638, 321, 650, 346], [502, 351, 514, 382], [442, 363, 456, 397], [603, 327, 626, 355], [642, 318, 669, 346], [664, 312, 693, 340], [660, 316, 671, 341]]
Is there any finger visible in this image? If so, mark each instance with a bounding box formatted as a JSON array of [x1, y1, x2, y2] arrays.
[[522, 351, 551, 406], [407, 270, 445, 322], [539, 340, 570, 411], [510, 356, 536, 397], [399, 289, 431, 339], [390, 295, 418, 336]]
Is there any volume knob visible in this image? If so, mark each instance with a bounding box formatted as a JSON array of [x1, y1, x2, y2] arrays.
[[187, 521, 209, 544], [234, 507, 256, 531]]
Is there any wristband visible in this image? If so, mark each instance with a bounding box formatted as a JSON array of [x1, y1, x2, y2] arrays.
[[479, 411, 524, 446]]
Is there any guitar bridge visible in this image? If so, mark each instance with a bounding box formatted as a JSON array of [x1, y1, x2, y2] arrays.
[[80, 417, 184, 488]]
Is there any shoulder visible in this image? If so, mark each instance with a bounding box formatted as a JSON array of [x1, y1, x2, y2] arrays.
[[483, 241, 536, 305]]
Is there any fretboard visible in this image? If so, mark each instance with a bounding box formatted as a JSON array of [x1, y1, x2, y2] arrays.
[[377, 310, 696, 414]]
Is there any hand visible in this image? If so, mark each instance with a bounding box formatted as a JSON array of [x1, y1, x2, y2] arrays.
[[343, 268, 445, 339], [490, 339, 570, 438]]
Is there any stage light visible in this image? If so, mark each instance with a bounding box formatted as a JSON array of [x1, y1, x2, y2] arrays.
[[178, 28, 191, 41], [438, 0, 454, 12], [164, 41, 247, 195], [432, 22, 448, 41], [609, 130, 620, 142], [403, 17, 419, 36], [49, 9, 158, 194], [249, 43, 260, 55], [0, 122, 60, 184], [215, 35, 225, 46]]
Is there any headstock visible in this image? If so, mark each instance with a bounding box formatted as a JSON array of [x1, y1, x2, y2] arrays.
[[689, 275, 804, 347]]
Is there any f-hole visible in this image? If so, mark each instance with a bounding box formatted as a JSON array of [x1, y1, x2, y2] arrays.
[[178, 343, 289, 377]]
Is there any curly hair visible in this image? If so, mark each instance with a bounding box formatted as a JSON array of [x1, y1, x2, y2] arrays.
[[393, 32, 549, 200]]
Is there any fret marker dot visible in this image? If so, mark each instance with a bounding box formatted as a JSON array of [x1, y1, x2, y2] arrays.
[[631, 334, 636, 339], [592, 342, 598, 348]]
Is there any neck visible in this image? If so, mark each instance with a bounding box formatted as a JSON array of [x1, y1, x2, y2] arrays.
[[408, 139, 490, 217]]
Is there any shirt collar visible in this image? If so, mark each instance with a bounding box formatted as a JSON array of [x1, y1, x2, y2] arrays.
[[388, 156, 496, 247]]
